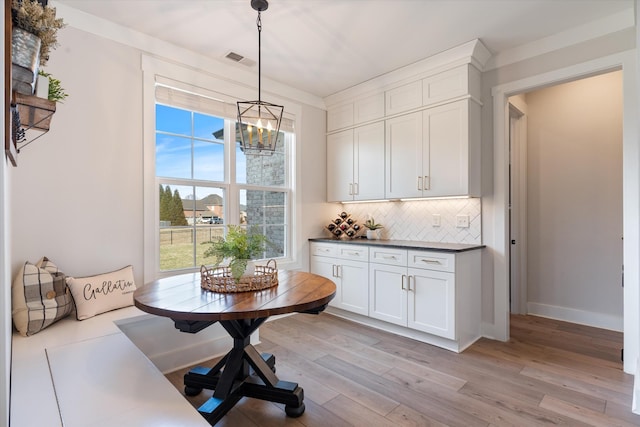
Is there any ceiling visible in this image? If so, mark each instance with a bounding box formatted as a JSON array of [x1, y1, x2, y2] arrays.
[[54, 0, 633, 99]]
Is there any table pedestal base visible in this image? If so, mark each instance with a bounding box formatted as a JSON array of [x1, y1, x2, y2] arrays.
[[181, 318, 305, 425]]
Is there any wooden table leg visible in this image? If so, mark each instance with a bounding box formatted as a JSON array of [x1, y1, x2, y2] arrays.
[[181, 317, 305, 425]]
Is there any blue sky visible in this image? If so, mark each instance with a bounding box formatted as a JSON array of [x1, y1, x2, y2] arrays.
[[155, 104, 248, 201]]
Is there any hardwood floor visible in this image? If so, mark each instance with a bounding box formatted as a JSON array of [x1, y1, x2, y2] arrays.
[[165, 313, 640, 426]]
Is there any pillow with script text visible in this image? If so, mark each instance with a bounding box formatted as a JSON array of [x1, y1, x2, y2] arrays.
[[66, 265, 136, 320]]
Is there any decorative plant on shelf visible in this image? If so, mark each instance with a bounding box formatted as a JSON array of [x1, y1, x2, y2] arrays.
[[12, 0, 66, 67], [38, 70, 68, 102], [203, 226, 272, 280]]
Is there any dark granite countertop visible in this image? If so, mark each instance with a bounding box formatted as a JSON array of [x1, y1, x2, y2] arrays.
[[309, 237, 485, 253]]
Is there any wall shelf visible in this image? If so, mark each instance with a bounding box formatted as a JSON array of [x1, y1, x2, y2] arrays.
[[11, 91, 55, 152]]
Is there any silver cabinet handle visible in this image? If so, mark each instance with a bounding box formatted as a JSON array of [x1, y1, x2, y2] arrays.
[[354, 182, 359, 195], [401, 274, 406, 290], [423, 175, 430, 190], [421, 259, 441, 264], [383, 255, 397, 260], [349, 183, 353, 195], [408, 275, 413, 292], [417, 176, 422, 191]]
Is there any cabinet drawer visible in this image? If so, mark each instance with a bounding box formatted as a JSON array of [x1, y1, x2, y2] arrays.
[[337, 245, 369, 261], [407, 250, 455, 272], [369, 247, 407, 266], [310, 242, 338, 257]]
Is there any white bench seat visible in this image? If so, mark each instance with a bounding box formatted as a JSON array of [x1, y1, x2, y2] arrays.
[[10, 306, 209, 427]]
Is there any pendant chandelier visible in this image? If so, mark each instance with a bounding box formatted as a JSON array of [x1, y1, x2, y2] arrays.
[[237, 0, 284, 156]]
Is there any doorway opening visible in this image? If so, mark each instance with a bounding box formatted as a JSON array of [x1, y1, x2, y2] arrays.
[[507, 71, 624, 334]]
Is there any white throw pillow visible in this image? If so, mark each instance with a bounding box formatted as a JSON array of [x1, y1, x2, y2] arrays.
[[66, 265, 136, 320]]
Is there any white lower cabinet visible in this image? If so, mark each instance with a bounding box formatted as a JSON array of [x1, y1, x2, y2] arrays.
[[311, 241, 482, 352], [309, 242, 369, 315], [369, 247, 456, 339], [407, 268, 455, 339]]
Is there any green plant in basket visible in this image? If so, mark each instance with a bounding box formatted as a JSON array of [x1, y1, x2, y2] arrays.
[[204, 225, 271, 280]]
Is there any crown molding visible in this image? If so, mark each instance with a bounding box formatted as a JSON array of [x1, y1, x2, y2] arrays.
[[485, 8, 635, 71], [324, 39, 490, 107]]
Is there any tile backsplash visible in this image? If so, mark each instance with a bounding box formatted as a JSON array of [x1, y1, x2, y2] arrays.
[[329, 198, 481, 244]]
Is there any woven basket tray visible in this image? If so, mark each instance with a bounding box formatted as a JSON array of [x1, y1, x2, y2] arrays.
[[200, 259, 278, 293]]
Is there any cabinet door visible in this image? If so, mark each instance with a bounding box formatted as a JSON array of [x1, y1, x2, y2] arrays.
[[407, 268, 455, 339], [385, 111, 423, 199], [327, 129, 354, 202], [424, 100, 468, 197], [310, 256, 340, 308], [369, 263, 407, 326], [327, 102, 354, 132], [354, 92, 385, 124], [354, 122, 385, 201], [385, 80, 422, 116], [336, 259, 369, 315]]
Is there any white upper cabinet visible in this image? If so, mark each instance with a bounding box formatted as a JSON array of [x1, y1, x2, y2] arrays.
[[354, 92, 385, 124], [327, 129, 355, 202], [422, 64, 481, 106], [325, 39, 490, 202], [327, 102, 354, 132], [425, 99, 481, 197], [386, 99, 481, 199], [385, 80, 422, 116], [327, 122, 385, 202], [327, 92, 384, 132], [354, 122, 385, 200], [385, 111, 424, 199]]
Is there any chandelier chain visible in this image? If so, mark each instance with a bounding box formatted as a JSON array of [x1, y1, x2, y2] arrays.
[[257, 11, 262, 102]]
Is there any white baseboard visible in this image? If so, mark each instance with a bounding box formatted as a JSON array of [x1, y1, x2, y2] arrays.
[[527, 302, 623, 332], [633, 357, 640, 414]]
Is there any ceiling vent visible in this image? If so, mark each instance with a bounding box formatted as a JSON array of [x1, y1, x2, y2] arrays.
[[224, 51, 256, 67]]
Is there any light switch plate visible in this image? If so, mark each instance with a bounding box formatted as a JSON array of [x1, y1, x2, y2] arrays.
[[432, 214, 441, 227], [456, 214, 470, 228]]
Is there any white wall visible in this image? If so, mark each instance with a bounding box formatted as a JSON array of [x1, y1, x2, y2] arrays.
[[10, 27, 145, 281], [525, 71, 623, 330]]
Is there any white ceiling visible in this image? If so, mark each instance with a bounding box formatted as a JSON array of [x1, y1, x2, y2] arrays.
[[53, 0, 633, 99]]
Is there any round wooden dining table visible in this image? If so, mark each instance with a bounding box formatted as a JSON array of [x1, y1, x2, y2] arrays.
[[133, 269, 336, 425]]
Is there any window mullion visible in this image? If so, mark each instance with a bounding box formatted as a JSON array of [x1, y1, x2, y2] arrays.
[[226, 119, 239, 226]]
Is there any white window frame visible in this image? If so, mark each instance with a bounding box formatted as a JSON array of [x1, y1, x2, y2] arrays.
[[142, 56, 300, 281]]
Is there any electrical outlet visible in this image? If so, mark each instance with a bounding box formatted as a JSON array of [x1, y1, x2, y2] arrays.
[[456, 214, 470, 228], [432, 214, 441, 227]]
